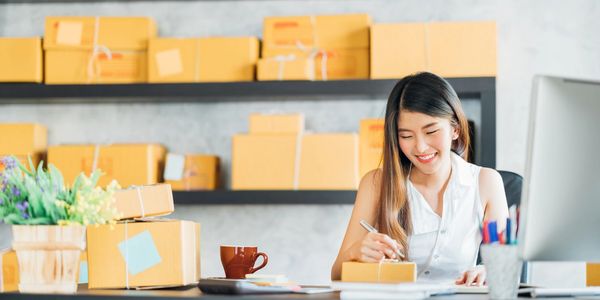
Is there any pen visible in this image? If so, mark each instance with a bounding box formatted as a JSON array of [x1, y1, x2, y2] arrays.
[[488, 221, 498, 244], [359, 220, 405, 259]]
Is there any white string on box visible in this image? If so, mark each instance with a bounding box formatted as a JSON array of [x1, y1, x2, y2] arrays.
[[135, 186, 146, 218], [274, 54, 297, 80], [91, 144, 101, 173], [292, 133, 303, 190], [319, 50, 328, 81], [87, 16, 113, 83], [124, 220, 130, 289]]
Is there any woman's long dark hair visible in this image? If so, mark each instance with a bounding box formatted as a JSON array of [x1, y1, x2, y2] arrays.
[[375, 72, 470, 258]]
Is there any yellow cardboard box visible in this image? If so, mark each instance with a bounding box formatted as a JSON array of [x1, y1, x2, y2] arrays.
[[114, 184, 174, 220], [257, 56, 314, 81], [47, 144, 166, 187], [148, 37, 259, 83], [341, 261, 416, 283], [44, 16, 156, 50], [263, 14, 370, 51], [428, 21, 496, 77], [232, 134, 298, 190], [0, 124, 47, 156], [0, 250, 18, 292], [359, 119, 384, 178], [87, 220, 200, 289], [370, 21, 496, 78], [588, 263, 600, 286], [0, 38, 43, 83], [370, 23, 427, 79], [45, 49, 147, 84], [263, 47, 369, 80], [164, 154, 220, 191], [249, 113, 304, 135], [298, 134, 359, 190]]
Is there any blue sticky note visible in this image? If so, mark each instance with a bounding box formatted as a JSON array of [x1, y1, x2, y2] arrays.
[[79, 261, 88, 283], [118, 230, 162, 276]]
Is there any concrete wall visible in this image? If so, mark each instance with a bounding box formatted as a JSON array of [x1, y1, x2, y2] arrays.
[[1, 0, 599, 284]]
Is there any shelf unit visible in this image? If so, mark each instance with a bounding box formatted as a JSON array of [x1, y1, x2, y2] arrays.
[[0, 78, 495, 205]]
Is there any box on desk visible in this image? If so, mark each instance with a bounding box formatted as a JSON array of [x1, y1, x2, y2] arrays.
[[87, 220, 200, 289], [164, 154, 220, 191], [0, 38, 43, 83], [114, 183, 174, 220], [48, 144, 166, 187], [148, 37, 259, 83], [341, 261, 416, 283], [0, 250, 18, 292]]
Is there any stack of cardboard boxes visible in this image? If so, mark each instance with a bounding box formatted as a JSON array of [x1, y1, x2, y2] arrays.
[[44, 16, 156, 84], [232, 113, 359, 190], [258, 14, 371, 81], [0, 38, 43, 83]]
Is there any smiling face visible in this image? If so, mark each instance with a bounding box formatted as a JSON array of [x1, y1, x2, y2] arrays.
[[397, 110, 459, 176]]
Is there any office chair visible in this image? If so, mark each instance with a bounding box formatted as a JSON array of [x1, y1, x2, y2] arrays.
[[498, 170, 523, 207]]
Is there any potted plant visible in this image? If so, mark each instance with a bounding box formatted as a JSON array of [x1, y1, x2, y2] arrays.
[[0, 156, 120, 293]]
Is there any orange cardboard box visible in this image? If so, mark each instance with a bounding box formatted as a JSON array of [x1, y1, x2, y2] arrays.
[[232, 134, 298, 190], [0, 250, 18, 292], [164, 154, 220, 191], [298, 134, 359, 190], [588, 263, 600, 286], [47, 144, 166, 187], [87, 220, 200, 289], [148, 37, 259, 83], [114, 184, 174, 220], [263, 14, 370, 51], [249, 113, 304, 135], [359, 119, 384, 178], [257, 56, 315, 81], [0, 124, 47, 156], [44, 16, 156, 50], [45, 49, 147, 84], [0, 38, 43, 83], [341, 261, 416, 283], [370, 23, 427, 79]]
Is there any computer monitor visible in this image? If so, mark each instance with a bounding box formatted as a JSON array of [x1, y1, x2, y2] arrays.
[[519, 75, 600, 261]]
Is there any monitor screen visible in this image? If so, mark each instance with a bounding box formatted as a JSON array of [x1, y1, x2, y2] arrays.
[[519, 75, 600, 261]]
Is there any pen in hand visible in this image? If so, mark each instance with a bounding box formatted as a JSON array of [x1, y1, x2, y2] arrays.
[[359, 220, 405, 259]]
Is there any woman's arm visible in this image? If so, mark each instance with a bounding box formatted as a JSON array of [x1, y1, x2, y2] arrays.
[[330, 169, 401, 280]]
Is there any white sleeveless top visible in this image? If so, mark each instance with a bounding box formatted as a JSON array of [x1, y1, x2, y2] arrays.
[[407, 153, 483, 283]]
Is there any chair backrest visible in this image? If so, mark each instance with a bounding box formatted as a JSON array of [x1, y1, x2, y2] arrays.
[[497, 170, 523, 207]]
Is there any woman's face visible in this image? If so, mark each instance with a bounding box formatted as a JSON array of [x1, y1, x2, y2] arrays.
[[397, 110, 458, 175]]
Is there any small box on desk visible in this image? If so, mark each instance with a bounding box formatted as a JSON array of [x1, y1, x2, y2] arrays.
[[114, 183, 174, 220], [341, 261, 416, 283]]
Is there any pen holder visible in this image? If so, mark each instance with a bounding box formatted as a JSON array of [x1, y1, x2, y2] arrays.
[[480, 244, 522, 299]]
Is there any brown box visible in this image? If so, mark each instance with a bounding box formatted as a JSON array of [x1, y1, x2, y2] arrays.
[[341, 261, 416, 283], [257, 56, 315, 81], [87, 220, 200, 289], [370, 23, 427, 79], [114, 184, 174, 220], [47, 144, 166, 187], [0, 250, 18, 292], [164, 154, 220, 191], [359, 119, 384, 178], [249, 113, 304, 135], [0, 38, 43, 83]]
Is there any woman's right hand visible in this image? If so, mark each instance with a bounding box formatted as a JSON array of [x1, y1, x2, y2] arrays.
[[350, 232, 404, 262]]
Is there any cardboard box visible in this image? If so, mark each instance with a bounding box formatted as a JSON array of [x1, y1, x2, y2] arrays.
[[257, 56, 314, 81], [341, 261, 416, 283], [263, 14, 370, 51], [370, 23, 427, 79], [263, 48, 369, 80], [0, 38, 43, 83], [359, 119, 384, 178], [298, 134, 359, 190], [148, 37, 259, 83], [588, 263, 600, 286], [0, 250, 18, 292], [87, 220, 200, 289], [45, 49, 147, 84], [48, 144, 166, 187], [428, 21, 496, 77], [232, 134, 298, 190], [0, 124, 47, 157], [164, 154, 220, 191], [44, 16, 156, 50], [114, 184, 175, 220], [249, 113, 304, 135]]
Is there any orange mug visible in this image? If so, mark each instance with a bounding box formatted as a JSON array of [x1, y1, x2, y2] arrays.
[[220, 245, 268, 279]]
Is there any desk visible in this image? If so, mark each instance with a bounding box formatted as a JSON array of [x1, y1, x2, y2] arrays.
[[0, 286, 581, 300]]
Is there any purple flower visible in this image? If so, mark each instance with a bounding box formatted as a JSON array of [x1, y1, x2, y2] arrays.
[[21, 213, 29, 219], [11, 186, 21, 197], [0, 198, 3, 205], [1, 157, 16, 170], [16, 201, 28, 212]]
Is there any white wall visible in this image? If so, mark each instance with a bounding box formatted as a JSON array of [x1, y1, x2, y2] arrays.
[[1, 0, 599, 284]]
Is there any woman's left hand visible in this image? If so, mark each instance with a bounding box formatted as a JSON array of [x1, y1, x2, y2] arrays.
[[455, 265, 486, 286]]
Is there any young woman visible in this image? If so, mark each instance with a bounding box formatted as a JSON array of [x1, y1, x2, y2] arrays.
[[331, 72, 508, 286]]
